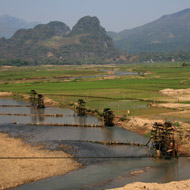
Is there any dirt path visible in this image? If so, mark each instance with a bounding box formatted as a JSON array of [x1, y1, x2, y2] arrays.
[[0, 133, 82, 189]]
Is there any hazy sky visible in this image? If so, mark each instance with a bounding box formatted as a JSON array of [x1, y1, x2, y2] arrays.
[[1, 0, 190, 32]]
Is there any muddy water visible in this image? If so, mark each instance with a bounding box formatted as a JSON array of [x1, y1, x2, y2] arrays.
[[0, 106, 101, 125], [9, 158, 190, 190], [0, 99, 190, 190]]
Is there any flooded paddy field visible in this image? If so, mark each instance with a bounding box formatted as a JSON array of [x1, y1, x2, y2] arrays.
[[0, 98, 190, 190]]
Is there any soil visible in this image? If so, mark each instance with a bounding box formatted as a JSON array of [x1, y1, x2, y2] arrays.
[[160, 88, 190, 102], [22, 94, 58, 106], [44, 97, 58, 106], [0, 92, 13, 96], [115, 117, 163, 135], [0, 133, 82, 189], [107, 180, 190, 190], [152, 103, 190, 109]]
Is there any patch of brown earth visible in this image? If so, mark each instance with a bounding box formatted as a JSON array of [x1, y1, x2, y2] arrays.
[[1, 66, 13, 69], [107, 180, 190, 190], [115, 117, 163, 135], [129, 169, 145, 176], [152, 103, 190, 109], [44, 97, 58, 106], [22, 94, 58, 106], [103, 76, 118, 80], [107, 71, 115, 75], [0, 92, 13, 96], [0, 133, 81, 189], [160, 88, 190, 102], [160, 110, 190, 119]]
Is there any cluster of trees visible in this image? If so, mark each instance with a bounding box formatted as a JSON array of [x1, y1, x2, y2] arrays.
[[135, 52, 190, 63], [1, 51, 190, 66], [0, 59, 38, 66], [0, 59, 83, 66], [0, 58, 110, 66], [182, 62, 190, 66]]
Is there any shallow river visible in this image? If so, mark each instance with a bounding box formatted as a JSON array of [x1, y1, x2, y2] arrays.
[[0, 98, 190, 190]]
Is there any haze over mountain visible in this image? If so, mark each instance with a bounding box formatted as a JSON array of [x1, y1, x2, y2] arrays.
[[0, 15, 40, 39], [108, 9, 190, 53], [1, 9, 190, 65], [0, 16, 119, 64]]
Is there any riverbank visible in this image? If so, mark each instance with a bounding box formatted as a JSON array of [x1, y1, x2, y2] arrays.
[[115, 116, 190, 155], [107, 179, 190, 190], [0, 133, 82, 189]]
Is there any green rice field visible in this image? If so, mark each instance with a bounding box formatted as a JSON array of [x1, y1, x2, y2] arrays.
[[0, 62, 190, 121]]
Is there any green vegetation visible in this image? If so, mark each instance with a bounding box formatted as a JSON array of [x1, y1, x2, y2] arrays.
[[173, 122, 181, 128], [1, 62, 190, 123], [0, 59, 38, 66], [40, 34, 89, 49], [144, 133, 151, 138], [135, 52, 190, 63]]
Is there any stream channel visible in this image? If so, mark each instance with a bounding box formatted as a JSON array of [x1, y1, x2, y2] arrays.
[[0, 98, 190, 190]]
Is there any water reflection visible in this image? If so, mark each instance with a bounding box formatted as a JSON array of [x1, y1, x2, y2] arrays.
[[0, 98, 101, 125], [77, 116, 86, 126], [103, 127, 114, 140], [30, 107, 37, 123], [154, 159, 179, 182], [30, 107, 45, 123], [38, 109, 45, 123], [165, 159, 179, 181]]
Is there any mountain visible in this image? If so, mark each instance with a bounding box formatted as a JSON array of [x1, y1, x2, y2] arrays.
[[108, 9, 190, 53], [0, 15, 40, 39], [0, 16, 119, 64], [70, 16, 106, 35], [12, 21, 71, 41], [66, 16, 118, 61]]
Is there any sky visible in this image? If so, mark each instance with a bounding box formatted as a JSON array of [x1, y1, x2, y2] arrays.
[[0, 0, 190, 32]]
